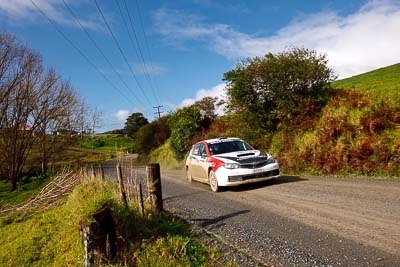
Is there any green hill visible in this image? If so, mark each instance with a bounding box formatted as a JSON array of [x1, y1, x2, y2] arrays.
[[282, 63, 400, 176], [332, 63, 400, 100]]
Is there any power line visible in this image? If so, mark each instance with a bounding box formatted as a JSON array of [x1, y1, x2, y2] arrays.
[[61, 0, 145, 107], [93, 0, 153, 107], [118, 0, 160, 105], [29, 0, 133, 106], [133, 0, 163, 100]]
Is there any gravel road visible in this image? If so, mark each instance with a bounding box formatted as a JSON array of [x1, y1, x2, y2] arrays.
[[159, 170, 400, 266]]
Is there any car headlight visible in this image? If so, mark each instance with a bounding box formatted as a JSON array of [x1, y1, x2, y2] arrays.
[[266, 157, 276, 164], [223, 163, 240, 169]]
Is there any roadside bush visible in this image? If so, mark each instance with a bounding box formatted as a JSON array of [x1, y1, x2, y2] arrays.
[[223, 47, 335, 131], [135, 116, 171, 155], [169, 106, 201, 160]]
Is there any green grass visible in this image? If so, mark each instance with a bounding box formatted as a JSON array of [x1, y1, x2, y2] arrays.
[[53, 149, 113, 166], [0, 177, 222, 266], [75, 134, 135, 153], [149, 139, 186, 170], [0, 174, 50, 208], [332, 63, 400, 101], [282, 63, 400, 177], [0, 179, 111, 266]]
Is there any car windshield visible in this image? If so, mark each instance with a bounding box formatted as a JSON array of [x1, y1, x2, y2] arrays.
[[208, 140, 253, 155]]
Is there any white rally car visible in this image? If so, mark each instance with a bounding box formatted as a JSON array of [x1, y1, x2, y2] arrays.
[[185, 137, 280, 192]]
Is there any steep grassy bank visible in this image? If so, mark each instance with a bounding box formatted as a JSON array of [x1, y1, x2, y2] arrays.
[[149, 140, 186, 170], [275, 64, 400, 176], [0, 176, 221, 266]]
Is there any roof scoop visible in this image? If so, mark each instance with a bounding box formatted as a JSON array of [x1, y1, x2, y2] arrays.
[[237, 152, 255, 157]]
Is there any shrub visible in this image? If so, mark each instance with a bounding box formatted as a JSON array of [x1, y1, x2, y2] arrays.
[[169, 106, 201, 160]]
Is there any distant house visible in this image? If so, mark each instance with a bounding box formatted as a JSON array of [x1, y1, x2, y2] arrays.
[[18, 125, 32, 131], [18, 125, 34, 136], [0, 125, 35, 137], [53, 129, 78, 137]]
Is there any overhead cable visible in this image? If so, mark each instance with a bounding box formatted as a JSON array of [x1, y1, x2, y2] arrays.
[[29, 0, 134, 106], [118, 0, 160, 104], [61, 0, 145, 107], [94, 0, 153, 106]]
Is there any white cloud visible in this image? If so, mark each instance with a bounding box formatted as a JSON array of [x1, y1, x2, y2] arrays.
[[132, 62, 166, 75], [115, 109, 129, 122], [179, 83, 227, 115], [0, 0, 102, 31], [154, 1, 400, 78]]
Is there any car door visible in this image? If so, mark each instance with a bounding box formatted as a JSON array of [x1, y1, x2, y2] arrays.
[[196, 143, 209, 181], [189, 143, 208, 181], [188, 143, 202, 180]]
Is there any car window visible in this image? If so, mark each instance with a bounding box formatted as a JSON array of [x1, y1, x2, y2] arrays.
[[193, 144, 201, 156], [208, 140, 253, 155], [198, 144, 206, 156]]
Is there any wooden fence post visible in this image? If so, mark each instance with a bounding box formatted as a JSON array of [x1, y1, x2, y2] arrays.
[[116, 164, 128, 207], [146, 163, 163, 212], [90, 165, 95, 180], [98, 164, 104, 180], [137, 181, 145, 216], [80, 221, 94, 267]]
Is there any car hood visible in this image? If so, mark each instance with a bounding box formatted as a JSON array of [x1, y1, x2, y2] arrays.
[[212, 150, 271, 164]]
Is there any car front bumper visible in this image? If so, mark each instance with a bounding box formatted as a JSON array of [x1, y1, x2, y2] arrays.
[[215, 162, 280, 186]]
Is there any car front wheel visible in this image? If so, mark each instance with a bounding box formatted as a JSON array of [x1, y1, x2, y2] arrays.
[[208, 170, 219, 192]]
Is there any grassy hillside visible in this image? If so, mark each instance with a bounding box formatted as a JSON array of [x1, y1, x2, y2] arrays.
[[74, 134, 135, 153], [280, 63, 400, 176], [149, 140, 186, 170], [332, 63, 400, 100]]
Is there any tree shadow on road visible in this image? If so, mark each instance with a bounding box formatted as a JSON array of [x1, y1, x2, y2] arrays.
[[190, 210, 251, 228], [163, 191, 205, 202], [226, 176, 307, 192]]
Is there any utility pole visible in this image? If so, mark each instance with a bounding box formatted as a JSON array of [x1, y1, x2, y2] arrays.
[[153, 105, 164, 119]]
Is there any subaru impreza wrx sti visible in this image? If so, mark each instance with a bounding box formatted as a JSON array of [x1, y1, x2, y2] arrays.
[[185, 137, 280, 192]]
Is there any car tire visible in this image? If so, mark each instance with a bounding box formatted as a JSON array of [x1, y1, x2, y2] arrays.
[[186, 167, 192, 182], [208, 170, 219, 192]]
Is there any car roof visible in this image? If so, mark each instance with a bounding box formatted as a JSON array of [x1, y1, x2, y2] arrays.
[[203, 137, 241, 144]]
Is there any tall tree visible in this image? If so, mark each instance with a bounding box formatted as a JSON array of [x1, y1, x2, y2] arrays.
[[194, 96, 218, 119], [34, 74, 81, 173], [224, 47, 336, 131], [124, 112, 148, 137], [0, 33, 43, 190], [89, 105, 103, 136], [0, 32, 81, 190]]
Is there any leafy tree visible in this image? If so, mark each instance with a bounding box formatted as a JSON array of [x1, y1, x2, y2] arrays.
[[223, 47, 336, 131], [124, 112, 148, 137], [135, 115, 171, 154], [194, 96, 218, 119], [169, 106, 201, 160]]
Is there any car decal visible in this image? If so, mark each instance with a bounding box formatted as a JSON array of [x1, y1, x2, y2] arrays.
[[207, 156, 224, 171]]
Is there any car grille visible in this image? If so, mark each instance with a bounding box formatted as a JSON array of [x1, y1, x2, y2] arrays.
[[228, 169, 280, 182], [240, 161, 268, 169]]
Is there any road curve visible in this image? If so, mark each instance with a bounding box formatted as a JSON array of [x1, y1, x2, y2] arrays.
[[159, 170, 400, 266]]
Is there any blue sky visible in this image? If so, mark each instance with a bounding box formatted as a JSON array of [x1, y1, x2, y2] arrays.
[[1, 0, 399, 131]]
